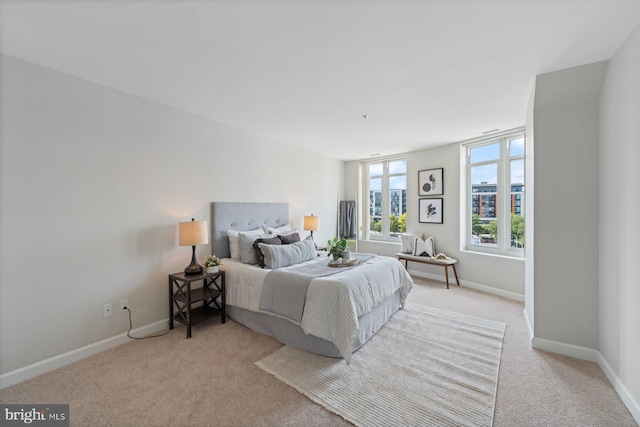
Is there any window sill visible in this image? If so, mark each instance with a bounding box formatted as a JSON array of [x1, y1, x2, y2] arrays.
[[363, 239, 402, 246], [460, 249, 525, 261]]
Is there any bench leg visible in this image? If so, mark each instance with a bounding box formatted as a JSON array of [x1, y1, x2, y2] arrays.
[[444, 266, 450, 289], [452, 264, 460, 286]]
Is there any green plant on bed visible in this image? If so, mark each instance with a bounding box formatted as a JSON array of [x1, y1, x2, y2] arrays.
[[327, 237, 348, 261]]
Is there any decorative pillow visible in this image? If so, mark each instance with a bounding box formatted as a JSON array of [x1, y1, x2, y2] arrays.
[[238, 232, 270, 264], [252, 236, 282, 267], [228, 228, 263, 260], [399, 233, 421, 254], [279, 232, 301, 244], [413, 236, 435, 257], [262, 223, 293, 235], [259, 239, 317, 269]]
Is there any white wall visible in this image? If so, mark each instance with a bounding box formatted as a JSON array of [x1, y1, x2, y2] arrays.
[[0, 55, 344, 378], [345, 143, 525, 299], [531, 61, 607, 350], [599, 23, 640, 418]]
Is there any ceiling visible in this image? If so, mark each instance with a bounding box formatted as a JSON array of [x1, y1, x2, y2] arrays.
[[1, 1, 639, 161]]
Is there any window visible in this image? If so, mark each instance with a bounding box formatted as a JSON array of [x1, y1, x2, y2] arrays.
[[364, 158, 407, 241], [465, 130, 525, 256]]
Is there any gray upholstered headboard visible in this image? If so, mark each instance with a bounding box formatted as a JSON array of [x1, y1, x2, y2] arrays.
[[210, 202, 289, 258]]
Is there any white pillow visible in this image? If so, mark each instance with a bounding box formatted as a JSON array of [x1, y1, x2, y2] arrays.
[[399, 233, 422, 254], [228, 228, 263, 260], [262, 223, 293, 235], [413, 236, 435, 257]]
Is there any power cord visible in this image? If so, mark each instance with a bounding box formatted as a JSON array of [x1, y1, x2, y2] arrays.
[[124, 307, 170, 340]]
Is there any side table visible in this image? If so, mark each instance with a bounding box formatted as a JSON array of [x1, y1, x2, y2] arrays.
[[169, 271, 226, 338]]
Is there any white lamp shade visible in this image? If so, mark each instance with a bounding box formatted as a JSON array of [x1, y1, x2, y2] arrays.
[[178, 220, 209, 246], [304, 215, 319, 232]]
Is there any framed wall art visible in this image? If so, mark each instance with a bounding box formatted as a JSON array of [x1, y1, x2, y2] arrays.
[[419, 198, 443, 224], [418, 168, 443, 196]]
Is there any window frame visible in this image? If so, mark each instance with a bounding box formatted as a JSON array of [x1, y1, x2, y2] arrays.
[[464, 129, 525, 257], [363, 157, 407, 242]]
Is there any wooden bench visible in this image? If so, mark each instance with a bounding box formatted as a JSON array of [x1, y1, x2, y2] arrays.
[[395, 253, 460, 289]]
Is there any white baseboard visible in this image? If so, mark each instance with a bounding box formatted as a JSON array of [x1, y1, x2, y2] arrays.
[[0, 318, 169, 390], [532, 336, 599, 362], [523, 308, 534, 343], [408, 269, 524, 302], [596, 352, 640, 424], [532, 336, 640, 425]]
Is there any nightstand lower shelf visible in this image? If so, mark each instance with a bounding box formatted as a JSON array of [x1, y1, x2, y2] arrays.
[[173, 305, 223, 327]]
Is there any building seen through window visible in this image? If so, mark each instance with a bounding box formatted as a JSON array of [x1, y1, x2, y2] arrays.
[[471, 182, 524, 247], [369, 188, 407, 235]]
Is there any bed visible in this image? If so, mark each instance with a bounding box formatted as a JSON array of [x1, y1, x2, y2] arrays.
[[210, 202, 413, 363]]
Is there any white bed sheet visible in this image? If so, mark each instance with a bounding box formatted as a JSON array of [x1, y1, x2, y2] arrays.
[[221, 258, 269, 312]]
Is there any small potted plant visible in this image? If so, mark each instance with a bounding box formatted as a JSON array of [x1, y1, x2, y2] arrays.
[[327, 237, 348, 262], [202, 254, 221, 273]]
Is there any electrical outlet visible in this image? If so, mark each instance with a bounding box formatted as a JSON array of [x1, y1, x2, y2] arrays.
[[120, 299, 129, 312], [103, 303, 113, 318]]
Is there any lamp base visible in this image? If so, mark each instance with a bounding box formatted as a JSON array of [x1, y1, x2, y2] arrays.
[[184, 245, 203, 275], [184, 264, 203, 275]]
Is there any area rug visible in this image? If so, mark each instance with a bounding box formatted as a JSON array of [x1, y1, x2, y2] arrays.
[[255, 303, 506, 427]]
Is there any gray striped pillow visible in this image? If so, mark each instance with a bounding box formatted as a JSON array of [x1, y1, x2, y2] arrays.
[[259, 239, 316, 269]]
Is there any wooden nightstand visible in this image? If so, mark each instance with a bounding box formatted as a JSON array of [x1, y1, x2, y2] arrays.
[[169, 271, 226, 338]]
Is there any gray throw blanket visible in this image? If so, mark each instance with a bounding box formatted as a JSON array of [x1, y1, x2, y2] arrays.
[[259, 253, 374, 322]]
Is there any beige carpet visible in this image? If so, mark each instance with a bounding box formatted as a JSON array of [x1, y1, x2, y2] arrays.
[[256, 303, 506, 427], [0, 276, 636, 426]]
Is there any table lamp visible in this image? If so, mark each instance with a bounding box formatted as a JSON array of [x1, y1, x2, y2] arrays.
[[179, 218, 208, 274], [304, 214, 319, 241]]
